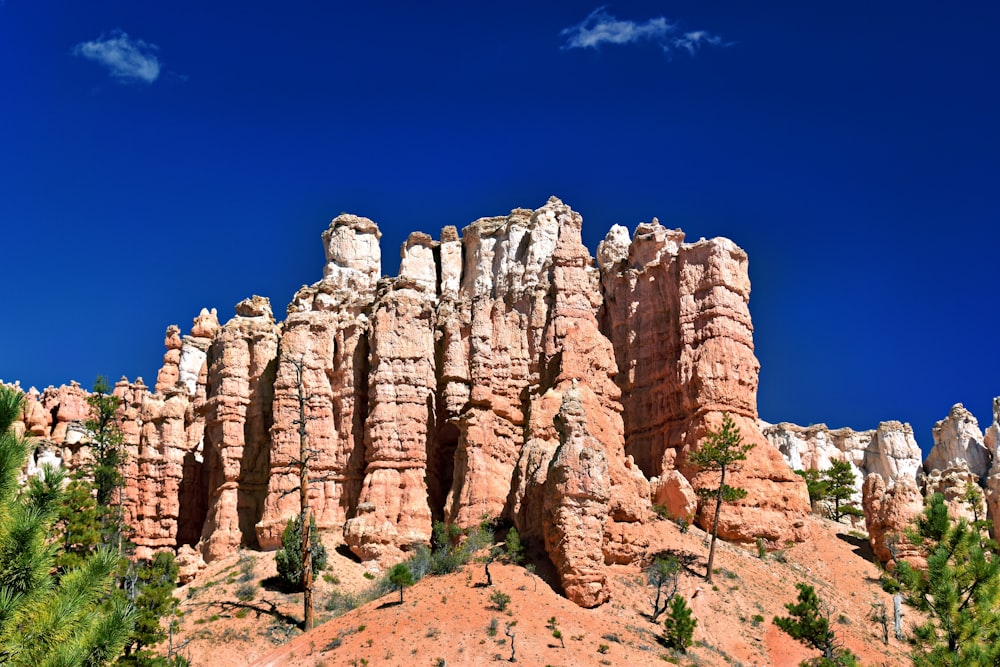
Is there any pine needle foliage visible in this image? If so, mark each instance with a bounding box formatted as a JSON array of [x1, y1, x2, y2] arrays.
[[119, 551, 182, 665], [897, 493, 1000, 666], [688, 413, 754, 582], [275, 514, 328, 591], [662, 594, 697, 652], [774, 583, 858, 667], [388, 563, 414, 604], [86, 376, 127, 509], [795, 468, 829, 509], [0, 385, 135, 666], [823, 460, 863, 522]]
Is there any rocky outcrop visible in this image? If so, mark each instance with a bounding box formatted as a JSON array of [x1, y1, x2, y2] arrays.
[[542, 387, 611, 608], [14, 197, 826, 605], [201, 296, 280, 561], [651, 470, 698, 524], [599, 221, 810, 543], [925, 404, 990, 480], [764, 420, 923, 502], [862, 473, 924, 568], [922, 462, 980, 522], [343, 234, 438, 563], [981, 399, 1000, 538], [154, 325, 183, 394], [256, 215, 380, 550]]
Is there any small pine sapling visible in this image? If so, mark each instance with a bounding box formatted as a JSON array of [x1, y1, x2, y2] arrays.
[[662, 595, 697, 653], [489, 589, 511, 612], [795, 468, 829, 511], [547, 617, 565, 648], [388, 563, 414, 604], [774, 583, 858, 666], [504, 527, 524, 564], [275, 514, 328, 591]]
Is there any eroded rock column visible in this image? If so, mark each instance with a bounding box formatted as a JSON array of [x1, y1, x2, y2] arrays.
[[256, 215, 379, 548], [344, 234, 438, 562], [201, 296, 279, 561]]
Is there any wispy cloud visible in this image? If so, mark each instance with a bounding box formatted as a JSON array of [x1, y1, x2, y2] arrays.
[[73, 30, 161, 84], [561, 7, 725, 57]]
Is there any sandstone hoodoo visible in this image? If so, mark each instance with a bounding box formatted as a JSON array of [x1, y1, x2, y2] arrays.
[[10, 197, 813, 607]]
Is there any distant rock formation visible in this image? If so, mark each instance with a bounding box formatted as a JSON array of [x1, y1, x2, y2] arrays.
[[770, 400, 1000, 568], [764, 421, 923, 503], [11, 197, 814, 607]]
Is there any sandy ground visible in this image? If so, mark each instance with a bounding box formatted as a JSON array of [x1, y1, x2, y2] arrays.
[[170, 516, 914, 667]]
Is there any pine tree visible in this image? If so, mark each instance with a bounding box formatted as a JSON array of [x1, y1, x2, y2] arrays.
[[823, 460, 862, 522], [897, 493, 1000, 666], [646, 555, 681, 622], [388, 563, 414, 604], [119, 551, 183, 666], [662, 594, 697, 652], [774, 583, 858, 667], [86, 376, 125, 504], [275, 514, 328, 591], [688, 413, 754, 583], [503, 526, 524, 565], [54, 477, 102, 571], [795, 468, 829, 510], [0, 385, 135, 666]]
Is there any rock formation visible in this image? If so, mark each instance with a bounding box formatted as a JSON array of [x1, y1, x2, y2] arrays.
[[862, 473, 924, 568], [764, 420, 923, 502], [598, 220, 810, 543], [981, 399, 1000, 537], [201, 296, 280, 560], [343, 233, 438, 563], [924, 404, 990, 481], [651, 470, 698, 524], [541, 387, 611, 608], [12, 197, 819, 607], [257, 215, 380, 549]]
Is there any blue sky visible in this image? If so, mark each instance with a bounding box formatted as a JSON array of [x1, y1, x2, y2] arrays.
[[2, 2, 998, 453]]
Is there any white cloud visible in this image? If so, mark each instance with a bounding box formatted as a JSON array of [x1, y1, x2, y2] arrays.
[[73, 30, 161, 84], [673, 30, 723, 55], [561, 7, 724, 57]]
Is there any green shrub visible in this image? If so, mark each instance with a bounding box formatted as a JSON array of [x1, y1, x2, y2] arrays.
[[489, 589, 511, 611], [662, 595, 697, 653], [504, 527, 525, 564], [274, 514, 328, 591], [236, 581, 257, 602]]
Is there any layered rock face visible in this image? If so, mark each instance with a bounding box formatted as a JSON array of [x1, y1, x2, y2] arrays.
[[764, 421, 923, 502], [343, 233, 438, 563], [542, 387, 611, 608], [925, 404, 991, 479], [15, 197, 816, 605], [862, 473, 924, 569], [257, 215, 380, 549], [10, 309, 220, 562], [599, 221, 810, 543], [201, 296, 280, 560]]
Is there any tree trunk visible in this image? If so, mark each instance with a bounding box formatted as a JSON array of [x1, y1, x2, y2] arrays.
[[295, 359, 314, 632], [706, 466, 726, 583], [893, 592, 903, 641]]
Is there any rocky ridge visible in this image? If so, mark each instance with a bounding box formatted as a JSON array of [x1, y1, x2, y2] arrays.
[[766, 399, 1000, 567], [9, 197, 818, 605]]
